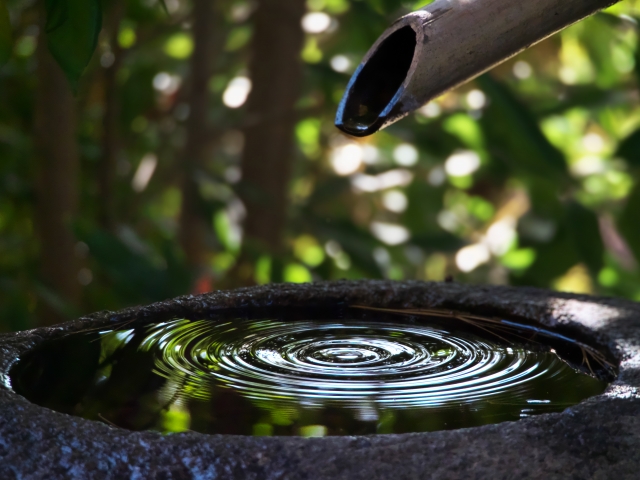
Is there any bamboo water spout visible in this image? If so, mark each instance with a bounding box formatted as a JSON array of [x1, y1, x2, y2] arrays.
[[335, 0, 619, 137]]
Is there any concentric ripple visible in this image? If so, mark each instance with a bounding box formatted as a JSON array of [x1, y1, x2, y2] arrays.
[[11, 310, 610, 436], [145, 319, 558, 408]]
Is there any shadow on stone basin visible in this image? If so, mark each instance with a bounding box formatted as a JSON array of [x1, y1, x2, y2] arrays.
[[0, 280, 638, 479]]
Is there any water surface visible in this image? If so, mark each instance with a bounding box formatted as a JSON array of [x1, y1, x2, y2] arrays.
[[11, 307, 611, 436]]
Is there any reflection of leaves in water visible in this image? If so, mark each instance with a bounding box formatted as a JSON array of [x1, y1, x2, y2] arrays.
[[78, 330, 168, 430], [159, 403, 191, 433], [11, 333, 102, 414]]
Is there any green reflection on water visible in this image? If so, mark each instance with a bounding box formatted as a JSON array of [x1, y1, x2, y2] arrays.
[[10, 309, 611, 436]]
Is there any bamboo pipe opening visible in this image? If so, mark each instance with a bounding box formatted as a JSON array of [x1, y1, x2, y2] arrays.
[[336, 26, 417, 137], [335, 0, 619, 138]]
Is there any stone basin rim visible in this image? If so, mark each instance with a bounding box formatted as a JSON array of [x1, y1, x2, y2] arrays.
[[0, 280, 638, 479]]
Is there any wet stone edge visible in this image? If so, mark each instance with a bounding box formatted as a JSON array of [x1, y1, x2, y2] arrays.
[[0, 280, 638, 479]]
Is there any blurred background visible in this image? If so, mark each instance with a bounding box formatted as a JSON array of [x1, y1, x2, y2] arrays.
[[1, 0, 640, 330]]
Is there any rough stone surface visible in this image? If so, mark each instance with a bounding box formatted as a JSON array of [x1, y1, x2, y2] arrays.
[[0, 280, 638, 479]]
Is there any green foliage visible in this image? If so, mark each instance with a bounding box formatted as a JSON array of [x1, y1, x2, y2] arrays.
[[44, 0, 102, 91], [3, 1, 640, 330], [75, 226, 191, 304], [619, 182, 640, 264], [565, 201, 604, 276], [0, 0, 11, 68], [477, 75, 569, 183], [616, 128, 640, 167], [158, 0, 169, 16]]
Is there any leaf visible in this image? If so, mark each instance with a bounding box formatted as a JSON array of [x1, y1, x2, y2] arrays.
[[0, 0, 11, 68], [615, 128, 640, 168], [526, 177, 565, 220], [618, 181, 640, 263], [45, 0, 68, 33], [158, 0, 169, 15], [535, 85, 610, 117], [367, 0, 401, 15], [515, 226, 580, 287], [45, 0, 102, 91], [579, 16, 621, 88], [476, 74, 569, 184], [565, 201, 604, 276], [301, 213, 383, 277], [75, 226, 191, 303]]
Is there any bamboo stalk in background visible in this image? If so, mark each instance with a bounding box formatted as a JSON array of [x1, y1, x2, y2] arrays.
[[178, 0, 224, 272], [233, 0, 306, 285], [34, 20, 81, 326], [98, 1, 125, 231]]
